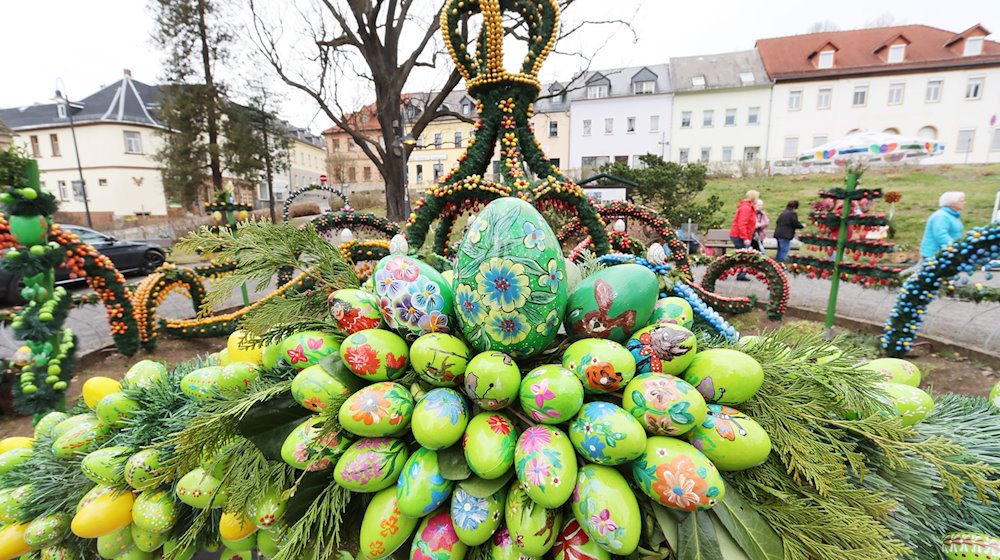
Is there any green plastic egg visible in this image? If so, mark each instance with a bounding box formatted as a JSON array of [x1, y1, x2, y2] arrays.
[[261, 343, 282, 369], [409, 508, 468, 560], [290, 362, 362, 412], [410, 333, 471, 386], [451, 486, 505, 547], [552, 518, 610, 560], [882, 382, 934, 426], [860, 358, 921, 387], [179, 366, 222, 401], [505, 483, 562, 557], [682, 348, 764, 404], [52, 417, 109, 458], [23, 513, 69, 548], [463, 412, 517, 480], [162, 538, 196, 560], [0, 448, 32, 476], [328, 288, 384, 334], [564, 263, 657, 342], [373, 254, 456, 339], [280, 416, 352, 471], [253, 491, 287, 530], [338, 381, 414, 437], [220, 532, 256, 553], [122, 360, 167, 389], [622, 373, 708, 436], [333, 438, 409, 492], [632, 436, 725, 511], [219, 548, 251, 560], [412, 388, 469, 450], [686, 404, 772, 471], [519, 365, 583, 424], [463, 351, 521, 410], [49, 413, 96, 441], [570, 464, 641, 555], [627, 323, 698, 376], [34, 411, 69, 439], [514, 425, 576, 508], [490, 526, 540, 559], [279, 330, 341, 370], [175, 468, 227, 509], [358, 487, 418, 560], [650, 297, 694, 329], [340, 329, 410, 381], [562, 338, 635, 394], [395, 447, 454, 517], [942, 532, 1000, 560], [133, 489, 178, 533], [216, 362, 260, 396], [255, 530, 280, 558], [96, 525, 133, 559], [81, 446, 129, 486], [569, 401, 646, 465], [125, 449, 167, 491], [130, 527, 166, 553], [95, 393, 140, 426]]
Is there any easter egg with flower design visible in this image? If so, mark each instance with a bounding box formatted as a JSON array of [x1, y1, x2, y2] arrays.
[[649, 296, 694, 329], [564, 264, 657, 342], [631, 436, 725, 512], [358, 487, 418, 560], [81, 446, 129, 486], [131, 527, 166, 553], [23, 513, 70, 549], [505, 483, 563, 557], [412, 388, 469, 450], [514, 425, 577, 508], [132, 489, 178, 534], [340, 329, 410, 381], [290, 361, 364, 413], [373, 255, 455, 339], [622, 373, 707, 436], [571, 464, 641, 555], [280, 416, 352, 471], [568, 401, 646, 465], [328, 288, 383, 334], [279, 331, 341, 370], [395, 447, 454, 517], [685, 404, 771, 471], [562, 339, 635, 394], [451, 486, 506, 547], [454, 197, 567, 358], [333, 437, 409, 492], [627, 324, 697, 376], [463, 412, 518, 480], [409, 508, 468, 560], [882, 382, 934, 426], [942, 532, 1000, 560], [339, 382, 414, 437], [859, 358, 921, 387], [552, 517, 610, 560], [519, 365, 583, 424], [490, 525, 541, 559]]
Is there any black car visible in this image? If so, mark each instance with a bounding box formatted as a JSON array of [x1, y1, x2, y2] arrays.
[[0, 225, 167, 304]]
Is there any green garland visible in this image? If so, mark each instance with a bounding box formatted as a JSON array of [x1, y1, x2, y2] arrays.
[[700, 250, 790, 320]]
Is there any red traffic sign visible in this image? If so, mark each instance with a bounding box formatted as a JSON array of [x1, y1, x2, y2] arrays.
[[319, 174, 328, 183]]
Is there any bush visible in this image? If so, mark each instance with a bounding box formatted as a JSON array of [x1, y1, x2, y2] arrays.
[[287, 202, 322, 218], [601, 154, 724, 228]]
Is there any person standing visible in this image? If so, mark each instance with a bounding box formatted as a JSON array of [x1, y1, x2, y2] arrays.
[[773, 200, 805, 263], [918, 191, 966, 264], [729, 190, 759, 280], [753, 199, 770, 253]]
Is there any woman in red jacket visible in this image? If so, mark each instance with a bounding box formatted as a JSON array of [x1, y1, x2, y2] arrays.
[[729, 189, 759, 281]]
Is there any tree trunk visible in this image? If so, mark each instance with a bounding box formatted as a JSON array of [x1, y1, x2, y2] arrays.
[[383, 149, 406, 221], [262, 114, 276, 223], [196, 0, 223, 192]]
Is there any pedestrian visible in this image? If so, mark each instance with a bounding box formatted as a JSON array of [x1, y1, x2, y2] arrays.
[[729, 189, 759, 280], [903, 191, 965, 276], [752, 199, 770, 253], [773, 200, 805, 263]]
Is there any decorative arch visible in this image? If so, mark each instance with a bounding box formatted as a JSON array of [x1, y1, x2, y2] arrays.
[[699, 250, 791, 320], [308, 210, 400, 240], [282, 183, 351, 222], [917, 125, 938, 140], [131, 266, 207, 350]]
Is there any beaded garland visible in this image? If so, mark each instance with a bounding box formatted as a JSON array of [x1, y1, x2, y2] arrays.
[[282, 183, 351, 223], [700, 250, 790, 320]]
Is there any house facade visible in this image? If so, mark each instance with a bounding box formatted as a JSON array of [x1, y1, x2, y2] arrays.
[[323, 103, 385, 193], [258, 126, 326, 208], [406, 91, 479, 191], [0, 118, 12, 151], [530, 83, 571, 172]]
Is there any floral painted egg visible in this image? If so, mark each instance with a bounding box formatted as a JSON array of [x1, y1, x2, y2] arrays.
[[490, 526, 540, 559], [290, 362, 363, 412], [50, 413, 96, 441], [882, 383, 934, 426], [279, 330, 341, 370], [649, 297, 694, 329], [23, 513, 70, 549], [463, 352, 520, 410], [514, 425, 577, 508], [1, 485, 30, 522], [75, 485, 111, 513], [409, 508, 468, 560], [340, 329, 410, 381], [0, 448, 31, 476], [682, 348, 763, 405], [40, 546, 79, 560], [179, 366, 222, 401], [571, 464, 641, 555], [395, 447, 454, 517], [631, 436, 725, 512], [122, 360, 167, 390], [453, 197, 568, 359], [216, 362, 260, 396], [71, 489, 134, 538], [280, 416, 352, 471], [176, 467, 227, 509], [358, 487, 418, 560], [125, 449, 167, 491], [96, 525, 133, 559], [373, 254, 455, 338], [334, 438, 409, 492], [132, 489, 177, 533], [463, 412, 517, 480], [943, 532, 1000, 560], [252, 490, 286, 530], [568, 402, 646, 465], [627, 324, 697, 376], [451, 486, 505, 546], [95, 392, 140, 427], [412, 388, 470, 450], [339, 382, 414, 437], [34, 411, 69, 439], [551, 518, 610, 560], [685, 404, 771, 471], [52, 416, 109, 458], [860, 358, 921, 387], [519, 365, 583, 424], [410, 333, 471, 386], [564, 264, 657, 342], [81, 446, 129, 486], [505, 483, 562, 557], [622, 373, 707, 436], [328, 288, 383, 334], [131, 527, 166, 553], [562, 339, 635, 394]]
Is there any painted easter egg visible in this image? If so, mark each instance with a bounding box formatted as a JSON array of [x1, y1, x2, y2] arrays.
[[219, 512, 257, 542], [682, 348, 764, 404], [860, 358, 921, 387], [627, 324, 698, 376], [0, 437, 31, 453], [373, 254, 455, 338], [216, 362, 260, 396], [463, 351, 520, 410], [131, 527, 166, 553], [71, 490, 134, 538], [882, 382, 934, 426], [505, 483, 562, 557], [82, 377, 121, 409], [220, 549, 250, 560], [132, 489, 178, 533], [519, 365, 584, 424], [34, 412, 68, 439], [395, 447, 454, 517], [564, 263, 657, 342], [489, 526, 540, 559], [451, 486, 505, 547], [409, 508, 468, 560], [40, 546, 79, 560], [255, 531, 279, 558], [8, 214, 48, 245], [0, 524, 32, 560], [216, 348, 231, 367], [631, 436, 725, 512], [220, 532, 256, 553], [75, 485, 110, 513], [338, 382, 414, 437], [0, 448, 31, 476], [81, 446, 129, 486], [279, 330, 341, 370], [568, 401, 646, 465], [125, 449, 167, 491], [0, 488, 16, 524], [339, 329, 409, 381], [333, 438, 409, 492], [358, 487, 418, 560], [622, 373, 708, 436], [52, 417, 109, 458], [162, 539, 196, 560], [453, 197, 567, 358], [570, 464, 641, 555], [514, 425, 576, 508], [562, 339, 636, 394], [50, 414, 96, 441], [328, 288, 383, 334], [551, 518, 611, 560], [290, 362, 363, 412], [96, 525, 133, 559], [464, 412, 517, 480], [686, 404, 772, 471], [252, 490, 286, 530], [176, 468, 227, 509], [942, 532, 1000, 560], [179, 366, 222, 401], [23, 513, 69, 549], [412, 388, 470, 450], [280, 416, 352, 471], [122, 361, 167, 390], [227, 330, 263, 364], [95, 392, 140, 427], [262, 342, 282, 369], [650, 297, 694, 329], [410, 333, 471, 386]]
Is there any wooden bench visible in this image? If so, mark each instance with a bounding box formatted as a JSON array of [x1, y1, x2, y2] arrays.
[[698, 229, 801, 255]]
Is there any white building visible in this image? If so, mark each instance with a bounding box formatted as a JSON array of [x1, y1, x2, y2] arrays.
[[258, 125, 327, 209], [531, 82, 571, 172]]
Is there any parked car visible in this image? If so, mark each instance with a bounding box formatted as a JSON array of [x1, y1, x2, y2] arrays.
[[0, 225, 167, 304]]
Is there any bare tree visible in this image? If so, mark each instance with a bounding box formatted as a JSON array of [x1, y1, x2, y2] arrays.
[[863, 13, 897, 29], [807, 19, 840, 33]]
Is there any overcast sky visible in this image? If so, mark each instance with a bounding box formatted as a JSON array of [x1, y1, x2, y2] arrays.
[[1, 0, 998, 132]]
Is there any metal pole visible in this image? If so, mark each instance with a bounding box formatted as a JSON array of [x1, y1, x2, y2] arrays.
[[824, 169, 859, 335], [64, 93, 93, 228]]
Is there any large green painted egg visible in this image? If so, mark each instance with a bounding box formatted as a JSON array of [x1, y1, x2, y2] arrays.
[[34, 411, 68, 439], [9, 214, 49, 246], [564, 264, 657, 342], [490, 526, 540, 559], [860, 358, 921, 387], [131, 527, 166, 553], [519, 365, 583, 424], [333, 438, 409, 492], [81, 446, 129, 486], [373, 254, 455, 338], [96, 525, 133, 559], [125, 449, 167, 491], [122, 361, 167, 390], [358, 487, 418, 560], [464, 412, 517, 480], [23, 513, 69, 549], [339, 382, 414, 437], [290, 362, 362, 413], [568, 401, 646, 465], [505, 483, 562, 557], [631, 436, 725, 512], [52, 416, 109, 458], [681, 348, 763, 404], [0, 449, 31, 476], [132, 489, 177, 533], [453, 197, 567, 358], [622, 373, 707, 436], [514, 425, 576, 508], [95, 392, 140, 427], [451, 486, 505, 546], [328, 288, 383, 334], [409, 508, 468, 560], [942, 532, 1000, 560], [882, 382, 934, 426], [279, 331, 341, 370], [340, 329, 409, 381], [686, 404, 771, 471], [552, 518, 610, 560], [179, 366, 222, 401], [280, 416, 352, 471], [562, 339, 635, 394], [395, 447, 453, 517], [410, 333, 471, 387], [627, 324, 697, 376], [571, 464, 641, 555], [176, 468, 227, 509], [463, 352, 520, 410], [650, 297, 694, 329], [216, 362, 260, 396], [412, 388, 469, 450]]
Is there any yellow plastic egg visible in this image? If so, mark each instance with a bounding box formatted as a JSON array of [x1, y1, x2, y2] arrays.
[[0, 438, 33, 453], [82, 378, 122, 410], [228, 330, 263, 365], [71, 490, 135, 538], [219, 512, 257, 541], [0, 523, 31, 560]]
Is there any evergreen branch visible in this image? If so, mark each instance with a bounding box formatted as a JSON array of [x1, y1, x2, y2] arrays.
[[258, 320, 345, 347], [272, 482, 358, 560], [239, 289, 336, 338]]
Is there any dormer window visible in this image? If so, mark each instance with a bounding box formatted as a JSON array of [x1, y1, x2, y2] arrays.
[[57, 104, 67, 119], [965, 36, 984, 56], [888, 44, 906, 63], [691, 75, 706, 88], [739, 72, 754, 85], [461, 101, 472, 115], [817, 50, 835, 69], [633, 81, 655, 95], [586, 85, 609, 99]]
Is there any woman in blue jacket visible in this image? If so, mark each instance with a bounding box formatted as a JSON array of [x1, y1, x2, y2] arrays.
[[907, 191, 965, 275]]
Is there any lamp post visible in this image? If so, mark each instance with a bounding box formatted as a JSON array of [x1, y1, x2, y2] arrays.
[[398, 132, 416, 216], [54, 81, 93, 228]]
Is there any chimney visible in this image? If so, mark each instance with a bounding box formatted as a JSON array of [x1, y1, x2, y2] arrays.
[[124, 69, 132, 77]]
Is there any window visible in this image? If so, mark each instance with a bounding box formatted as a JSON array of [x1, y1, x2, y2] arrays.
[[626, 117, 636, 133], [747, 106, 760, 125], [124, 131, 142, 153], [549, 121, 558, 137], [966, 77, 984, 100], [549, 158, 560, 168], [416, 165, 424, 183], [57, 180, 68, 201], [956, 129, 975, 152], [788, 90, 802, 110], [817, 88, 832, 109], [649, 115, 660, 132], [434, 133, 442, 148], [347, 167, 356, 181], [722, 147, 733, 162], [739, 72, 755, 85], [332, 139, 340, 152], [433, 163, 444, 181], [888, 83, 905, 105], [724, 108, 736, 126], [604, 118, 613, 134], [852, 85, 868, 107], [699, 148, 711, 162], [783, 136, 799, 158], [98, 178, 108, 186], [744, 147, 759, 161], [50, 134, 61, 157], [580, 156, 609, 174], [632, 155, 645, 167], [702, 110, 714, 127], [883, 127, 900, 135], [964, 37, 984, 56], [347, 140, 354, 151], [818, 50, 835, 69], [812, 135, 828, 148], [888, 44, 906, 63], [633, 81, 655, 95], [454, 132, 462, 148], [691, 75, 706, 88], [680, 111, 692, 128], [362, 167, 371, 181], [582, 119, 592, 135], [992, 129, 1000, 151], [917, 126, 938, 140], [461, 101, 472, 116], [678, 149, 689, 163], [57, 104, 66, 119], [586, 85, 609, 99], [926, 80, 943, 102], [614, 155, 628, 164], [29, 135, 40, 157], [361, 114, 369, 125]]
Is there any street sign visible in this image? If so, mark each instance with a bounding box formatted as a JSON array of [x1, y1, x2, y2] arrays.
[[319, 174, 328, 183]]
